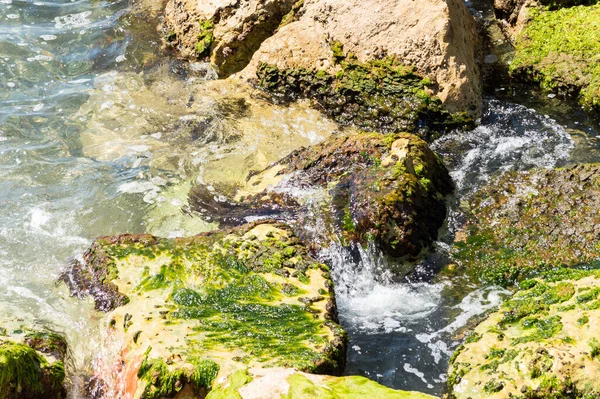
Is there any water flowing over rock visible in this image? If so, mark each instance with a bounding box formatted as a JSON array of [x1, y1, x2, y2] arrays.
[[0, 319, 67, 399], [61, 222, 347, 398], [448, 164, 600, 286], [190, 132, 454, 260], [448, 270, 600, 399], [162, 0, 482, 119]]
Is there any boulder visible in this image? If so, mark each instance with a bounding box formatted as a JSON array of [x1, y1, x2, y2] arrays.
[[0, 320, 67, 399], [162, 0, 482, 122], [207, 367, 438, 399], [190, 132, 454, 260], [491, 0, 600, 112], [447, 270, 600, 399], [60, 222, 347, 398], [449, 164, 600, 286]]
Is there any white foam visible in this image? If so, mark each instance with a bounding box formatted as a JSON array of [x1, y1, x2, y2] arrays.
[[54, 11, 92, 30]]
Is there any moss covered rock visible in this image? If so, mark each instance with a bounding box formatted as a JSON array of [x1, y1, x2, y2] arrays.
[[255, 54, 473, 138], [206, 367, 438, 399], [61, 222, 346, 398], [450, 164, 600, 286], [510, 2, 600, 112], [190, 132, 454, 259], [447, 270, 600, 399], [0, 320, 67, 399]]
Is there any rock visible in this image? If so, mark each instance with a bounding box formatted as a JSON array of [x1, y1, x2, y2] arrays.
[[207, 367, 439, 398], [163, 0, 482, 123], [447, 270, 600, 399], [190, 132, 454, 260], [449, 164, 600, 286], [60, 222, 346, 398], [0, 319, 67, 399], [492, 0, 600, 113]]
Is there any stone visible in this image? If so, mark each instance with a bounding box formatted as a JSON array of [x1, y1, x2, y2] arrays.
[[190, 132, 454, 260], [162, 0, 482, 120], [449, 164, 600, 286], [447, 270, 600, 399], [60, 222, 347, 398], [207, 367, 439, 399], [0, 319, 67, 399]]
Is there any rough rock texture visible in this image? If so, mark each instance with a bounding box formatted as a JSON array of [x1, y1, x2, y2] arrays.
[[0, 320, 67, 399], [61, 222, 346, 399], [190, 132, 454, 259], [510, 3, 600, 112], [448, 270, 600, 399], [163, 0, 482, 118], [449, 164, 600, 286], [207, 367, 438, 399]]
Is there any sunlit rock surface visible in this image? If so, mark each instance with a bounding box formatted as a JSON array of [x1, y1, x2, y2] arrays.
[[448, 270, 600, 399], [0, 319, 67, 399], [448, 164, 600, 286], [207, 367, 439, 399], [163, 0, 482, 118], [61, 222, 346, 398], [191, 132, 453, 260]]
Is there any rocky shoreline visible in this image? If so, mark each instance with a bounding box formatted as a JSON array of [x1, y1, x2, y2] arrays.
[[2, 0, 600, 398]]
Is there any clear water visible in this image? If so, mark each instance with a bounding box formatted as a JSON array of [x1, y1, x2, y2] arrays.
[[2, 0, 600, 398]]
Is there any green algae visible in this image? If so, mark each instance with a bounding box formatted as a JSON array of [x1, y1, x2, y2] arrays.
[[511, 3, 600, 112], [137, 350, 220, 399], [0, 341, 65, 398], [195, 20, 214, 58], [256, 46, 473, 138], [65, 223, 347, 395], [448, 273, 600, 399], [204, 369, 252, 399], [449, 165, 600, 287]]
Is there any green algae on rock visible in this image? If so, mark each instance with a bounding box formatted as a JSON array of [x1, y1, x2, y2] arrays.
[[61, 222, 346, 398], [449, 164, 600, 286], [190, 132, 454, 260], [511, 3, 600, 112], [206, 367, 439, 399], [255, 50, 473, 139], [0, 321, 67, 399], [447, 272, 600, 399]]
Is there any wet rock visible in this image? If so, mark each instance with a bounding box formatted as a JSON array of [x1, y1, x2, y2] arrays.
[[191, 132, 454, 260], [494, 1, 600, 113], [0, 320, 67, 399], [447, 270, 600, 399], [61, 222, 346, 398], [162, 0, 482, 124], [449, 164, 600, 286], [207, 367, 439, 398]]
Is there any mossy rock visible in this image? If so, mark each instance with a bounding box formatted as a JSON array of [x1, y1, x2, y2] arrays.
[[255, 49, 473, 139], [511, 3, 600, 113], [190, 132, 454, 260], [0, 320, 67, 399], [61, 222, 346, 399], [449, 164, 600, 287], [206, 367, 438, 399], [447, 271, 600, 399]]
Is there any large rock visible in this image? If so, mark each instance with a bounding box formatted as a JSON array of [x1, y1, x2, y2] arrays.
[[207, 367, 438, 399], [190, 132, 454, 260], [0, 319, 67, 399], [491, 0, 600, 112], [447, 270, 600, 399], [449, 164, 600, 286], [163, 0, 482, 120], [61, 222, 347, 398]]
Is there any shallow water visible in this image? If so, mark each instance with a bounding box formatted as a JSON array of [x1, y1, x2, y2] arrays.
[[2, 0, 600, 397]]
